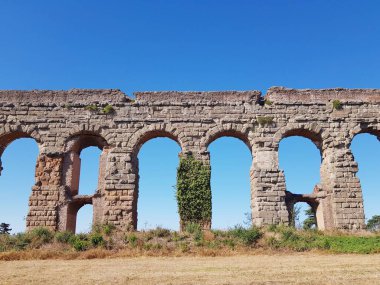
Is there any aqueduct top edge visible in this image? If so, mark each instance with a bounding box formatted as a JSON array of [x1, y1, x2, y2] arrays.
[[266, 86, 380, 103], [1, 87, 380, 105]]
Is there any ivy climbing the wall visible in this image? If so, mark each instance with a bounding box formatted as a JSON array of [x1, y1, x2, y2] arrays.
[[176, 155, 212, 228]]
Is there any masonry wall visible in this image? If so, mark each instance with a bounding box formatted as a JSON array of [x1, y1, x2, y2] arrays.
[[0, 87, 379, 231]]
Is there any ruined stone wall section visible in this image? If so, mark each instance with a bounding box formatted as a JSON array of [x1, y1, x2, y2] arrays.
[[266, 87, 380, 103], [0, 87, 379, 231], [0, 89, 128, 105]]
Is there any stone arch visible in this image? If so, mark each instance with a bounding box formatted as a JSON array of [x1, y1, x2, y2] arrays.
[[127, 123, 185, 156], [276, 125, 326, 228], [0, 125, 42, 156], [285, 186, 322, 229], [349, 124, 380, 146], [65, 195, 93, 233], [201, 124, 253, 153], [202, 124, 253, 229], [64, 131, 109, 155], [63, 121, 113, 150], [0, 127, 42, 175], [0, 127, 41, 231], [62, 131, 110, 196], [126, 124, 184, 230], [274, 124, 323, 152], [60, 131, 110, 232], [348, 124, 380, 226]]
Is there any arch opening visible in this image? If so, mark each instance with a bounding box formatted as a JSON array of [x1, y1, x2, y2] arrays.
[[205, 130, 252, 154], [351, 132, 380, 228], [62, 133, 108, 233], [208, 136, 252, 229], [279, 135, 322, 229], [136, 137, 181, 230], [288, 200, 318, 229], [279, 128, 323, 154], [75, 204, 94, 234], [0, 134, 39, 233]]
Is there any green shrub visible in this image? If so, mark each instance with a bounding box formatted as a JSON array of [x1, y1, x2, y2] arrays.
[[72, 239, 90, 251], [68, 234, 91, 251], [267, 224, 277, 232], [179, 242, 189, 253], [147, 227, 171, 239], [103, 224, 116, 236], [222, 238, 236, 249], [29, 227, 54, 243], [266, 236, 280, 249], [193, 230, 204, 243], [90, 233, 104, 247], [332, 99, 342, 110], [93, 223, 116, 236], [281, 227, 299, 242], [14, 233, 31, 250], [55, 231, 74, 243], [229, 226, 262, 246]]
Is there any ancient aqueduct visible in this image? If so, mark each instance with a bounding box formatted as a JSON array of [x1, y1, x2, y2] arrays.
[[0, 87, 379, 232]]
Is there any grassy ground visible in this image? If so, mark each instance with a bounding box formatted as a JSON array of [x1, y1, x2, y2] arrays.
[[1, 224, 380, 261], [1, 254, 380, 284]]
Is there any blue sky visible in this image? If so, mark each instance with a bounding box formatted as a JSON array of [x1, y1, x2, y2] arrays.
[[0, 1, 379, 232]]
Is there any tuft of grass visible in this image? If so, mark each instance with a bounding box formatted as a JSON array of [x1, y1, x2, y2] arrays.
[[126, 234, 138, 248], [102, 104, 115, 114], [85, 104, 98, 112], [184, 222, 204, 243], [184, 222, 202, 234], [257, 116, 274, 126], [264, 99, 273, 106], [332, 99, 343, 110]]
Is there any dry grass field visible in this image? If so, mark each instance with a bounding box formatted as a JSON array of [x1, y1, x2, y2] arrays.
[[0, 253, 380, 285]]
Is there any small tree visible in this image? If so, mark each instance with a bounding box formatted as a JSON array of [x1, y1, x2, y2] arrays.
[[290, 205, 301, 228], [303, 206, 317, 230], [0, 223, 12, 234], [367, 215, 380, 232]]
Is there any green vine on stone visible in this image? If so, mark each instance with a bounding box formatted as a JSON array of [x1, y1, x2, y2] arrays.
[[176, 155, 212, 228]]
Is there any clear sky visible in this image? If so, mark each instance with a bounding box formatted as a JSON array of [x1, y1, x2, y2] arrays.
[[0, 1, 379, 232]]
